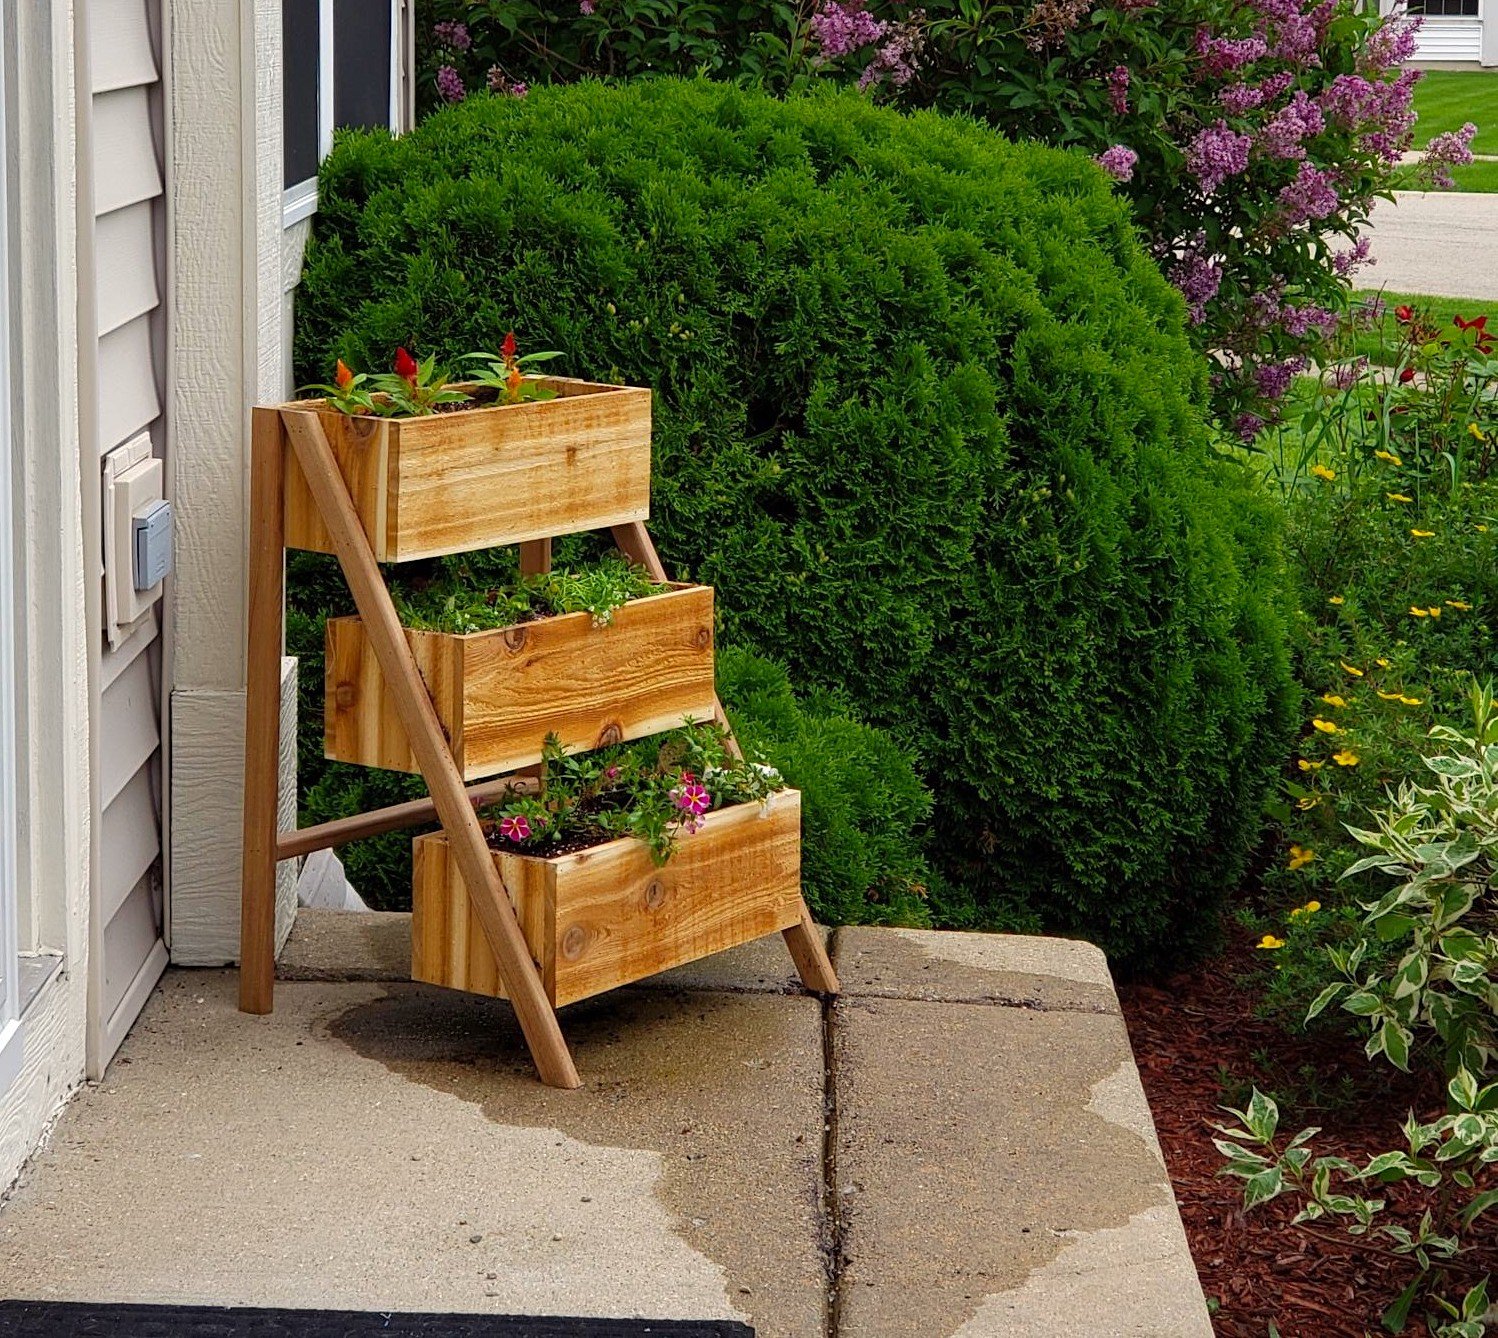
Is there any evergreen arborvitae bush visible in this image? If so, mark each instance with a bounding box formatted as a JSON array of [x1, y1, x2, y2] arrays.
[[295, 78, 1298, 970]]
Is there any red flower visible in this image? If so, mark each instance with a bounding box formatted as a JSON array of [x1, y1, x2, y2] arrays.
[[394, 346, 419, 387], [501, 331, 518, 362], [1455, 314, 1495, 352], [1399, 367, 1416, 383], [1395, 305, 1414, 323], [334, 359, 354, 392]]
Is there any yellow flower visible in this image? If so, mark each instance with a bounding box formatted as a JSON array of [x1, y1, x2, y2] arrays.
[[1447, 600, 1472, 611], [1478, 524, 1490, 533], [1377, 689, 1403, 701], [1332, 748, 1360, 766], [1429, 606, 1443, 618], [1297, 758, 1324, 771], [1289, 900, 1322, 921], [1388, 493, 1414, 504], [1411, 529, 1435, 538], [1376, 658, 1391, 668], [1312, 718, 1339, 734], [1288, 844, 1316, 871], [1410, 606, 1430, 618], [1375, 449, 1403, 466], [1341, 661, 1364, 678], [1321, 693, 1348, 708], [1471, 423, 1488, 443], [1399, 695, 1424, 707], [1328, 595, 1345, 606], [1296, 794, 1320, 811], [1257, 934, 1286, 950], [1311, 464, 1336, 482]]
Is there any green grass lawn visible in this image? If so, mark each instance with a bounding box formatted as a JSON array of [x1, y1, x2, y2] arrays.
[[1348, 290, 1490, 366], [1412, 70, 1498, 156], [1393, 158, 1498, 192]]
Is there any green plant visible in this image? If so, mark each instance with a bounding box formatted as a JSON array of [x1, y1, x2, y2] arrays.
[[418, 0, 1437, 425], [300, 358, 381, 415], [465, 330, 563, 404], [373, 346, 470, 416], [297, 79, 1299, 969], [482, 722, 782, 864], [390, 553, 661, 633]]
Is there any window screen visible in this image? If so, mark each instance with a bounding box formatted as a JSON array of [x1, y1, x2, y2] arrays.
[[283, 0, 321, 188], [333, 0, 393, 133]]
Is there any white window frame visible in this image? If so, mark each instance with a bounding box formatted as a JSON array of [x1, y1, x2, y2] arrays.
[[0, 20, 23, 1096], [282, 0, 405, 228]]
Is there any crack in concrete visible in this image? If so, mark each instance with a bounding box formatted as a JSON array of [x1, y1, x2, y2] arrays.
[[833, 987, 1117, 1015]]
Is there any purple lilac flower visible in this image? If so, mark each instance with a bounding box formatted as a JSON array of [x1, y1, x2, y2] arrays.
[[1362, 12, 1422, 74], [858, 21, 923, 89], [1415, 122, 1478, 189], [1022, 0, 1093, 51], [1219, 83, 1264, 116], [486, 67, 528, 97], [1255, 355, 1308, 400], [1235, 412, 1266, 443], [580, 0, 596, 12], [432, 20, 471, 51], [1281, 302, 1337, 336], [1277, 162, 1339, 225], [1332, 236, 1372, 278], [809, 0, 886, 59], [1166, 232, 1222, 325], [1270, 12, 1320, 65], [1186, 121, 1252, 194], [1106, 65, 1130, 116], [1195, 28, 1268, 76], [1260, 92, 1325, 160], [1330, 358, 1367, 390], [436, 64, 465, 103], [1095, 145, 1138, 181]]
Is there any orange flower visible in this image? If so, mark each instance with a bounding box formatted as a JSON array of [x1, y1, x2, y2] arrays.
[[335, 359, 354, 391]]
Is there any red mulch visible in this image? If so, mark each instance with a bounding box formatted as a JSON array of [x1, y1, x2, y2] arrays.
[[1118, 928, 1496, 1338]]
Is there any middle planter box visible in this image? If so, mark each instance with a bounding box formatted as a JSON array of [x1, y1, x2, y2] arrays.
[[325, 583, 717, 780]]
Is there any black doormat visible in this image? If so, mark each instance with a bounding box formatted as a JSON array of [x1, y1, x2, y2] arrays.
[[0, 1302, 754, 1337]]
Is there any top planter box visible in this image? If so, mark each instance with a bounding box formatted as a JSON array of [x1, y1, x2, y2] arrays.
[[276, 378, 653, 562]]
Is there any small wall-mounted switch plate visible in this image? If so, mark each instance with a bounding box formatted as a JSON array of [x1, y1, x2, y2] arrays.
[[132, 499, 173, 591], [102, 432, 166, 648]]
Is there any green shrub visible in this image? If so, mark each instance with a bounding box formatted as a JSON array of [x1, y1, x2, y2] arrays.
[[295, 79, 1298, 968]]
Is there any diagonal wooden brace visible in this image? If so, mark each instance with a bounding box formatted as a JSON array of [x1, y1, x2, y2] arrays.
[[285, 409, 580, 1089], [610, 521, 840, 996]]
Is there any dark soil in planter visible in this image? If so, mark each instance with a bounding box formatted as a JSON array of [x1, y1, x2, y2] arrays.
[[1117, 927, 1495, 1337]]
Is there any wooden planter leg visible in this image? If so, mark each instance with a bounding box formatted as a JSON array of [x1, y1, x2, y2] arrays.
[[284, 410, 581, 1089], [610, 521, 840, 997], [240, 409, 287, 1014]]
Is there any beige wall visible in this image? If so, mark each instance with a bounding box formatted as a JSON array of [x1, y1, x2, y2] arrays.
[[0, 1, 94, 1193]]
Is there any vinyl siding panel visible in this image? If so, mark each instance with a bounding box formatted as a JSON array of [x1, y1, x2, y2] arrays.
[[101, 875, 162, 1022], [92, 87, 163, 217], [95, 202, 160, 338], [96, 314, 160, 453], [100, 764, 161, 924], [98, 645, 159, 810], [1415, 20, 1484, 60], [87, 0, 158, 94]]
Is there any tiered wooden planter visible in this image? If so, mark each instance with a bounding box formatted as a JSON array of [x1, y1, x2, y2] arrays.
[[239, 372, 838, 1089]]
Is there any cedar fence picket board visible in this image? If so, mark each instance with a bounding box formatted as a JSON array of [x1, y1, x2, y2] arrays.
[[324, 585, 717, 781]]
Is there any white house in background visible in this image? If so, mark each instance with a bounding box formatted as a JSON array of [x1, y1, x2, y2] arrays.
[[0, 0, 415, 1193], [1391, 0, 1498, 65]]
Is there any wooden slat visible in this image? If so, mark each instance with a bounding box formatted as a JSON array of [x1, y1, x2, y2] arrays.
[[282, 380, 651, 561], [281, 408, 580, 1089], [238, 409, 286, 1014], [412, 792, 804, 1008], [324, 585, 718, 781]]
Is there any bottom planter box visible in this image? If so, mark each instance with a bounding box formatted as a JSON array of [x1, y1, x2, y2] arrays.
[[411, 790, 803, 1007]]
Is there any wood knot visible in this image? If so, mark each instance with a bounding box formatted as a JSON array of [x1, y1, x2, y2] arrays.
[[595, 722, 623, 748], [560, 924, 589, 961], [334, 682, 357, 708], [502, 626, 528, 653], [694, 626, 711, 650], [643, 879, 667, 912]]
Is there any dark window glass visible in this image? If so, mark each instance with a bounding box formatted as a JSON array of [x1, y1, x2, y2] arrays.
[[333, 0, 392, 133], [1410, 0, 1479, 14], [283, 0, 321, 187]]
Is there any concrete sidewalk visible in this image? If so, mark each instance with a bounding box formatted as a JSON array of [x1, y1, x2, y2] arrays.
[[1364, 191, 1498, 301], [0, 918, 1210, 1337]]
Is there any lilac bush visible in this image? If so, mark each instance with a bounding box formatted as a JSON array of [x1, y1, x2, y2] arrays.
[[418, 0, 1439, 424]]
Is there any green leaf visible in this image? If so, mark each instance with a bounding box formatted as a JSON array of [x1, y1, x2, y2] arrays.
[[1382, 1277, 1422, 1333]]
